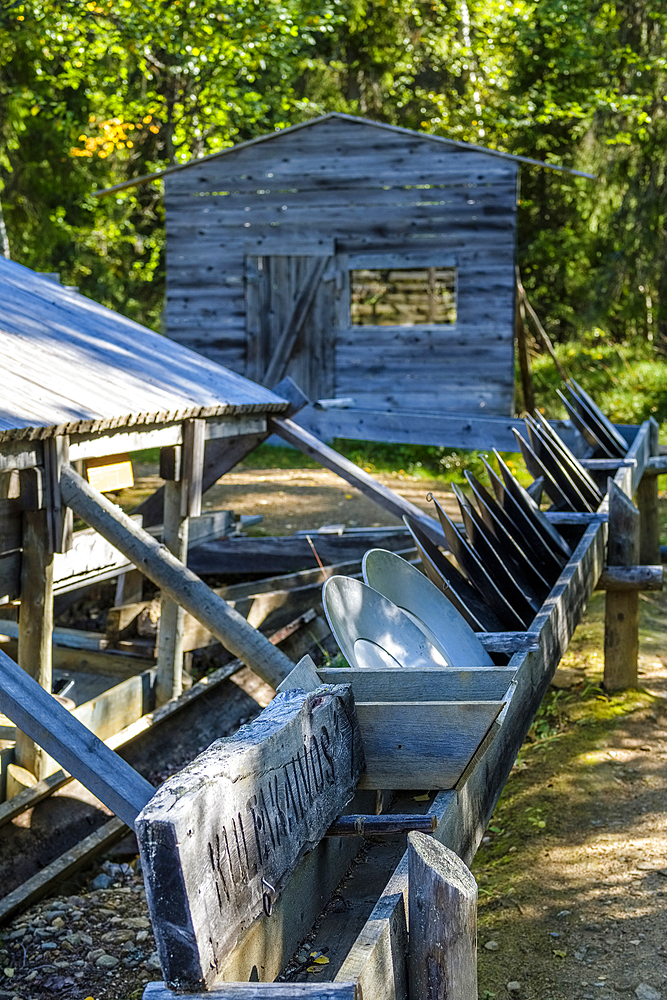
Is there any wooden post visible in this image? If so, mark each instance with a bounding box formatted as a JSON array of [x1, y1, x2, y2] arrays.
[[408, 831, 478, 1000], [59, 466, 294, 688], [636, 418, 661, 566], [604, 479, 640, 691], [15, 508, 54, 778], [156, 479, 188, 706], [155, 419, 204, 706]]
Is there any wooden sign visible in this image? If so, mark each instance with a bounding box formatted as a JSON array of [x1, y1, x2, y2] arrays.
[[136, 686, 364, 991], [85, 452, 134, 492]]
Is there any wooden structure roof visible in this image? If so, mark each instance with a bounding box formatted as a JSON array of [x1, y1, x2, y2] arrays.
[[0, 257, 287, 442]]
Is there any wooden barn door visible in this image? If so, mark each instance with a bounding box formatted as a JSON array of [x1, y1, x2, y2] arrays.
[[244, 255, 339, 399]]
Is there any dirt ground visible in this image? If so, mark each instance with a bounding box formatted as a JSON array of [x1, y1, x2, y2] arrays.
[[1, 461, 666, 1000]]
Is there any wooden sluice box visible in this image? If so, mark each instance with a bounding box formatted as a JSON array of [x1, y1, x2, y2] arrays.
[[0, 387, 661, 999]]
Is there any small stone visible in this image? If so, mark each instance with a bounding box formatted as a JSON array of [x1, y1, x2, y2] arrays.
[[126, 917, 150, 929], [90, 874, 113, 890], [87, 948, 106, 963], [507, 982, 521, 993], [144, 951, 162, 972], [40, 942, 57, 951], [635, 986, 661, 1000], [95, 953, 119, 969], [136, 930, 149, 943], [484, 940, 499, 951], [51, 916, 65, 930], [557, 909, 571, 918]]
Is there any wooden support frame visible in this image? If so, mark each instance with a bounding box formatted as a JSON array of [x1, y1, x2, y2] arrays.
[[59, 466, 294, 688]]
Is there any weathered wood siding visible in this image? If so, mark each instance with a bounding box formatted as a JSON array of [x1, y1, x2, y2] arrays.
[[165, 116, 518, 415]]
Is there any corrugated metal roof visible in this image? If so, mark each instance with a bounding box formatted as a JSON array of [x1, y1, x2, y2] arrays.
[[0, 257, 287, 441], [94, 112, 596, 198]]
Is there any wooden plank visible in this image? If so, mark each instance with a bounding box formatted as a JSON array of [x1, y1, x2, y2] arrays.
[[326, 814, 436, 837], [52, 522, 137, 593], [0, 550, 21, 604], [0, 646, 154, 827], [71, 670, 155, 742], [143, 984, 357, 999], [269, 417, 447, 550], [0, 440, 42, 473], [0, 636, 153, 677], [289, 408, 527, 451], [355, 701, 503, 790], [407, 832, 477, 1000], [0, 817, 127, 924], [262, 256, 331, 388], [136, 686, 364, 991], [316, 667, 515, 703], [604, 481, 640, 691], [60, 466, 294, 687]]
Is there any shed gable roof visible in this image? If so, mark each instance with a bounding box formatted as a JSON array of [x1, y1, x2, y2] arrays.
[[96, 112, 594, 197], [0, 258, 286, 441]]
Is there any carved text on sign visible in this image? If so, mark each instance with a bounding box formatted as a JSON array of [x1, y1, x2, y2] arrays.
[[136, 686, 364, 991]]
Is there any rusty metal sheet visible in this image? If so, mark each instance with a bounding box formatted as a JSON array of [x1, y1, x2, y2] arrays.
[[568, 379, 628, 454], [557, 389, 615, 458], [524, 415, 600, 512], [489, 452, 572, 560], [512, 428, 574, 510]]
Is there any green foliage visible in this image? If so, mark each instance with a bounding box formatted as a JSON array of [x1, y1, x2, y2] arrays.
[[3, 0, 667, 358]]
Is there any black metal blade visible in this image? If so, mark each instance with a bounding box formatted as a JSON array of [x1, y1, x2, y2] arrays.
[[556, 390, 615, 458], [567, 382, 626, 458], [523, 416, 597, 512], [490, 451, 572, 559], [427, 494, 533, 631], [403, 516, 505, 632], [532, 412, 604, 506], [568, 379, 628, 454], [452, 484, 543, 616], [512, 428, 576, 510], [465, 472, 555, 597]]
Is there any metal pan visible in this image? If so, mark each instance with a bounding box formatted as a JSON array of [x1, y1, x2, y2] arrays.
[[490, 451, 572, 559], [322, 575, 452, 670], [403, 516, 506, 632], [465, 472, 554, 597], [428, 493, 532, 632], [362, 548, 494, 667], [452, 484, 542, 616], [512, 429, 575, 510]]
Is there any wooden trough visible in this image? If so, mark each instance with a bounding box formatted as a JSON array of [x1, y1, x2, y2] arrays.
[[0, 371, 662, 997]]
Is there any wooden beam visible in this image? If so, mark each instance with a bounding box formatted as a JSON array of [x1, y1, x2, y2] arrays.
[[59, 466, 294, 688], [604, 480, 640, 691], [0, 646, 154, 827], [408, 831, 477, 1000], [636, 418, 661, 564], [596, 565, 662, 591], [269, 417, 447, 549]]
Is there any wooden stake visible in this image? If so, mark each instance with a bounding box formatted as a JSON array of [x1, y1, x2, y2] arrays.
[[408, 831, 478, 1000], [604, 479, 640, 691], [515, 269, 535, 414], [59, 467, 294, 688], [636, 417, 661, 566], [15, 509, 54, 778]]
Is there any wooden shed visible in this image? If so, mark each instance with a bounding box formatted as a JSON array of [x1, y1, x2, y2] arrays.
[[0, 256, 290, 780], [105, 113, 588, 449]]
